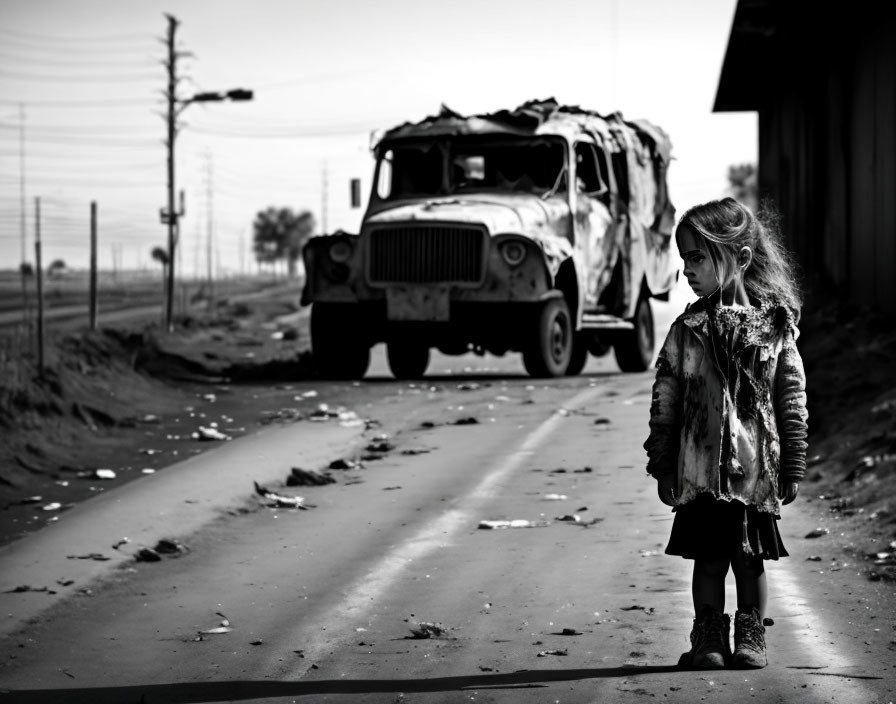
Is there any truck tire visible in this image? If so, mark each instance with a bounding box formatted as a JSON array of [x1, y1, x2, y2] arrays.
[[522, 297, 572, 378], [613, 295, 654, 372], [387, 341, 430, 380], [566, 331, 589, 376], [310, 303, 371, 380]]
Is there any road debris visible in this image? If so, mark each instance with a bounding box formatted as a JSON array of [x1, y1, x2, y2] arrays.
[[254, 481, 312, 509], [92, 468, 117, 480], [805, 527, 830, 539], [41, 502, 62, 511], [155, 538, 188, 556], [542, 493, 568, 501], [454, 417, 479, 425], [135, 547, 162, 562], [408, 621, 447, 639], [67, 553, 111, 561], [365, 440, 395, 453], [328, 458, 362, 470], [4, 585, 56, 594], [287, 467, 337, 486], [198, 626, 232, 635], [112, 537, 131, 550], [537, 649, 568, 657], [478, 519, 551, 529], [193, 425, 231, 441]]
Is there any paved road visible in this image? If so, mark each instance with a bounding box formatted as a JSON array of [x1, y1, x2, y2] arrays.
[[1, 288, 893, 703]]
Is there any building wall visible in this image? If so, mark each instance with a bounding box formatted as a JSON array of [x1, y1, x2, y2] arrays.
[[721, 2, 896, 316]]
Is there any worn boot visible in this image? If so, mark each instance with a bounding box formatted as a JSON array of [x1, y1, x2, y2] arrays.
[[733, 608, 767, 668], [677, 606, 732, 669]]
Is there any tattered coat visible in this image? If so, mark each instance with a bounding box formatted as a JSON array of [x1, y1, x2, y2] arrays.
[[644, 296, 809, 515]]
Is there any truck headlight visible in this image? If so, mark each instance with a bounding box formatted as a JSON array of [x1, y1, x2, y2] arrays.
[[500, 240, 526, 267], [329, 240, 352, 263]]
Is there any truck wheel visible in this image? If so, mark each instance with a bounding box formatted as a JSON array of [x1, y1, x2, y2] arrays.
[[522, 297, 572, 378], [387, 341, 430, 380], [566, 332, 589, 376], [613, 295, 654, 372], [310, 303, 371, 380]]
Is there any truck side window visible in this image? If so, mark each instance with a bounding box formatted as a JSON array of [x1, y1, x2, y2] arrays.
[[611, 151, 630, 206], [574, 142, 608, 203], [376, 149, 394, 200]]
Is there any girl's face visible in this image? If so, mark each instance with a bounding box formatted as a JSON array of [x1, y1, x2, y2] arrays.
[[677, 225, 718, 298]]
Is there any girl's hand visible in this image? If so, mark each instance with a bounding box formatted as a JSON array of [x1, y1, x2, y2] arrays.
[[658, 474, 676, 507], [780, 480, 799, 505]]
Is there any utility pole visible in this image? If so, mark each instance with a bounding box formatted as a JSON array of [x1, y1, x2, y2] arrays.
[[162, 14, 180, 332], [89, 201, 97, 331], [19, 103, 28, 325], [34, 197, 44, 377], [205, 150, 215, 310], [159, 13, 253, 331]]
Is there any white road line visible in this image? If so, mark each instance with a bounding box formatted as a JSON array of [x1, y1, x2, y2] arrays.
[[280, 385, 604, 673], [770, 560, 878, 700]]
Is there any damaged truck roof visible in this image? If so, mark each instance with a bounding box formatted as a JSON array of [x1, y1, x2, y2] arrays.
[[376, 97, 673, 166]]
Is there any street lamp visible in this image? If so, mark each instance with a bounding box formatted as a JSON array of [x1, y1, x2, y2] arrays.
[[160, 15, 253, 331]]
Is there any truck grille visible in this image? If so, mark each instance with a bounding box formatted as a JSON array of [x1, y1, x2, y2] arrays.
[[367, 225, 486, 285]]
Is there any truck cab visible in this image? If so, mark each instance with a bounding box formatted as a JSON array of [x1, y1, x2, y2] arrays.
[[301, 98, 677, 379]]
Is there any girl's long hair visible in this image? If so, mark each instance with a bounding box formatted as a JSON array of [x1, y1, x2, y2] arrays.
[[676, 197, 802, 315]]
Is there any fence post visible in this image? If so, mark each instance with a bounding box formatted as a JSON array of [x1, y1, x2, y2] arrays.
[[89, 201, 98, 331]]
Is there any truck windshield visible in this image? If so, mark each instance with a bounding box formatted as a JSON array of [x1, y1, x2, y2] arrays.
[[376, 136, 567, 200]]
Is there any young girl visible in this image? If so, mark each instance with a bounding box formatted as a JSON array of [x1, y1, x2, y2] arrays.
[[644, 197, 808, 669]]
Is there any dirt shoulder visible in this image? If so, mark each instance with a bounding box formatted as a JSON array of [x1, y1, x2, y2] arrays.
[[0, 292, 894, 584]]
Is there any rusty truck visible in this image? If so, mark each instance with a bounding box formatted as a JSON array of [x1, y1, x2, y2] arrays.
[[300, 98, 677, 379]]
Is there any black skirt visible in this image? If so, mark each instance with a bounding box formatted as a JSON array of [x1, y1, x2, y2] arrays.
[[665, 493, 788, 561]]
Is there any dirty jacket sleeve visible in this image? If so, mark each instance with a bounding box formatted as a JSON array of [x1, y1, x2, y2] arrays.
[[644, 323, 682, 478], [774, 324, 809, 481]]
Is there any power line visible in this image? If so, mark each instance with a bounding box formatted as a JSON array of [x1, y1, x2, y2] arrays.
[[0, 133, 159, 147], [0, 51, 159, 69], [189, 123, 374, 139], [0, 68, 160, 83], [0, 98, 155, 108], [0, 26, 156, 46]]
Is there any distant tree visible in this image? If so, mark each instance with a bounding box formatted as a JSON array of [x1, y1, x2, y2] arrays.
[[47, 259, 66, 277], [151, 247, 169, 302], [19, 262, 33, 277], [727, 163, 758, 212], [252, 207, 316, 276], [150, 247, 170, 267]]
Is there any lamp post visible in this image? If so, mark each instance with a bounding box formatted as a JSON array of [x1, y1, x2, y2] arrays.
[[161, 14, 253, 331]]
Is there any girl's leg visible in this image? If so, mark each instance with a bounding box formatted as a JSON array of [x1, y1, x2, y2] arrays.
[[692, 558, 730, 614], [731, 551, 768, 668], [730, 551, 767, 619]]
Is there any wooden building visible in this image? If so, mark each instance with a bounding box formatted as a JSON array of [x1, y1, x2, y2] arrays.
[[714, 0, 896, 316]]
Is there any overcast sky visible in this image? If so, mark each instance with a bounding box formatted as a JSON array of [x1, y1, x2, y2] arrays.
[[0, 0, 756, 274]]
